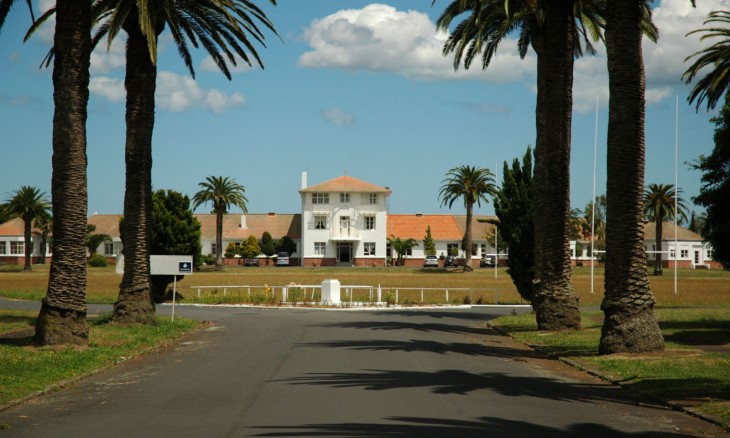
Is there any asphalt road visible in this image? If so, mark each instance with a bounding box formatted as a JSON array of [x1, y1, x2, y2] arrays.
[[1, 301, 727, 437]]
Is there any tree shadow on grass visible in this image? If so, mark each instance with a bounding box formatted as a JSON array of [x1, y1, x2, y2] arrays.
[[251, 415, 690, 437]]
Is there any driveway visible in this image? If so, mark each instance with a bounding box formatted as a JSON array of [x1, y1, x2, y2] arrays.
[[0, 301, 727, 437]]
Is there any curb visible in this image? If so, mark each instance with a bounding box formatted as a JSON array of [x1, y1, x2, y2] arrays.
[[487, 323, 729, 432]]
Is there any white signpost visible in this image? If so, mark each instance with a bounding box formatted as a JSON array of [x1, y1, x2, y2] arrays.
[[116, 255, 193, 321]]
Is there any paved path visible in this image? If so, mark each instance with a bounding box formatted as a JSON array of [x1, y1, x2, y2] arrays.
[[0, 300, 727, 437]]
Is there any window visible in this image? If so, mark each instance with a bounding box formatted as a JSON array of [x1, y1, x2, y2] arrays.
[[314, 215, 327, 230], [0, 241, 6, 255], [447, 243, 459, 256], [369, 193, 377, 205], [314, 242, 326, 256], [211, 243, 217, 256], [405, 247, 413, 256], [471, 243, 478, 256], [681, 249, 688, 258], [670, 250, 676, 259], [480, 244, 487, 256], [312, 193, 329, 204], [708, 249, 713, 259], [364, 216, 375, 230], [10, 241, 24, 255], [364, 242, 375, 256], [340, 192, 350, 203], [104, 242, 115, 256]]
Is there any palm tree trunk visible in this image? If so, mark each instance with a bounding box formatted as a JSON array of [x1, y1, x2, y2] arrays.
[[532, 0, 581, 330], [216, 210, 224, 271], [654, 217, 663, 275], [23, 218, 32, 271], [600, 0, 663, 354], [113, 18, 156, 324], [464, 202, 474, 271], [34, 0, 91, 346]]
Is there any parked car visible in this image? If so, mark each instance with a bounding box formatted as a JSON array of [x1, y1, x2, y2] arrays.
[[444, 255, 458, 268], [276, 252, 290, 266], [423, 255, 439, 268], [480, 255, 496, 268], [244, 258, 260, 267]]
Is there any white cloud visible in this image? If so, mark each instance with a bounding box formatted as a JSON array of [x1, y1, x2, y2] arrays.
[[572, 0, 728, 113], [89, 72, 247, 113], [323, 107, 355, 125], [90, 37, 127, 75], [299, 3, 533, 83], [89, 77, 125, 102], [155, 71, 246, 113]]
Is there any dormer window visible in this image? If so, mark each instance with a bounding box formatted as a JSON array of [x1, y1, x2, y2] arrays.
[[340, 192, 350, 203], [312, 193, 329, 204]]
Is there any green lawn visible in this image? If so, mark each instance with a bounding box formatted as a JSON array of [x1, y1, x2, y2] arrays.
[[491, 308, 730, 429], [0, 310, 199, 406]]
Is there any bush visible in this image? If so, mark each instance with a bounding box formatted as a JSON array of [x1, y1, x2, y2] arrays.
[[88, 254, 108, 267]]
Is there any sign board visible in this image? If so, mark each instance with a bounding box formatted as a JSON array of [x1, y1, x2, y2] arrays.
[[151, 255, 194, 276], [115, 255, 194, 276]]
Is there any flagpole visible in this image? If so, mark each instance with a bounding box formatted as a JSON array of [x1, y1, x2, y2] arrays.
[[674, 95, 679, 294], [591, 96, 598, 294]]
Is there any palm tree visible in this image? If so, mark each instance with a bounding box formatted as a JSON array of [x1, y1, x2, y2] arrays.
[[34, 213, 52, 264], [600, 0, 664, 354], [38, 0, 92, 346], [387, 235, 419, 266], [62, 0, 276, 323], [192, 176, 248, 271], [643, 184, 689, 276], [683, 10, 730, 111], [3, 186, 51, 271], [439, 165, 495, 271], [86, 224, 111, 259], [436, 0, 602, 328]]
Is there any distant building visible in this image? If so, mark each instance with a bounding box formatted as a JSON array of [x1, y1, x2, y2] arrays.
[[0, 175, 718, 270]]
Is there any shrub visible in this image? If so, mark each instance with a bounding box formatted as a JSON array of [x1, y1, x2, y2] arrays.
[[88, 254, 108, 267]]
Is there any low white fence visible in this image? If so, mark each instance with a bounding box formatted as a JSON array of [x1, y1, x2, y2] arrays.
[[186, 284, 509, 305]]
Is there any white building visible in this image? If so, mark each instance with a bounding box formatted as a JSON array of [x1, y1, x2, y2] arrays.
[[299, 173, 391, 266]]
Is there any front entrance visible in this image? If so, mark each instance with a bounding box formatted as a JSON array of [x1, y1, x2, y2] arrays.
[[337, 242, 352, 263]]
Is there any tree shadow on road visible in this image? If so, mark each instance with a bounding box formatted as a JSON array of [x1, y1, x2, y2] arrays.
[[250, 415, 690, 437]]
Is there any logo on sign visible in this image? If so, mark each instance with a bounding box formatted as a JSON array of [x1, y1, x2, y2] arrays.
[[179, 262, 192, 273]]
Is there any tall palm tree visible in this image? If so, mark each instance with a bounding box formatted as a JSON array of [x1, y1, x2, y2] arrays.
[[69, 0, 277, 323], [600, 0, 664, 355], [436, 0, 602, 329], [683, 10, 730, 111], [644, 184, 689, 276], [39, 0, 92, 346], [34, 213, 52, 264], [439, 165, 495, 271], [192, 176, 248, 271], [3, 186, 51, 271]]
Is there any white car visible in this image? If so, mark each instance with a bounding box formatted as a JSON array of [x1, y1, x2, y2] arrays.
[[423, 255, 439, 268]]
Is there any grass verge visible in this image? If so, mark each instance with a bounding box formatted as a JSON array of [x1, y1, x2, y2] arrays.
[[0, 309, 200, 406], [490, 308, 730, 429]]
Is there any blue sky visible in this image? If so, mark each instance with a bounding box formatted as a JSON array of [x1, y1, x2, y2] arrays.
[[0, 0, 722, 217]]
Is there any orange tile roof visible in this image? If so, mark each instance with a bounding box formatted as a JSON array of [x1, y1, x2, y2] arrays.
[[88, 214, 123, 237], [644, 221, 702, 241], [387, 214, 464, 240], [195, 214, 301, 241], [300, 175, 391, 195], [0, 218, 25, 236], [0, 218, 42, 237]]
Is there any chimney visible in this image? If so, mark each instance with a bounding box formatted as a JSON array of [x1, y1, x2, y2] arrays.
[[240, 214, 247, 229], [301, 171, 308, 189]]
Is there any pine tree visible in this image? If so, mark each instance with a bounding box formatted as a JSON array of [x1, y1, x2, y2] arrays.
[[423, 226, 436, 256]]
